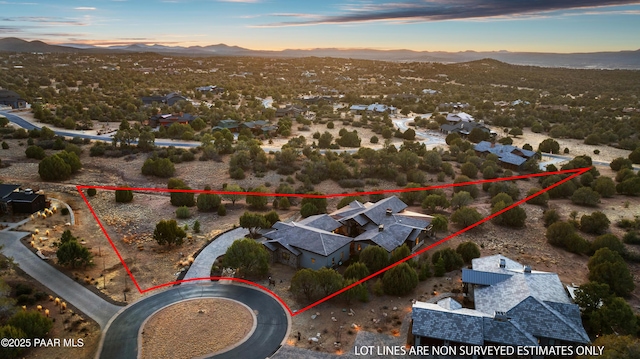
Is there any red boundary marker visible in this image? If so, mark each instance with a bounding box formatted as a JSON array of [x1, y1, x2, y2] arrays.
[[76, 167, 590, 317]]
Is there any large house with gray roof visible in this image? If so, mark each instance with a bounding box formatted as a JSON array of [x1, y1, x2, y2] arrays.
[[410, 255, 589, 352], [262, 196, 433, 270], [474, 141, 539, 171]]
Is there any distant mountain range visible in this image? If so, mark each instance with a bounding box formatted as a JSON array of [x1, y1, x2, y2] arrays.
[[2, 37, 640, 69]]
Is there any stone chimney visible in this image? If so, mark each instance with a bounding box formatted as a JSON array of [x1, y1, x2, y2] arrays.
[[524, 265, 531, 273], [499, 258, 505, 268], [386, 208, 392, 216], [378, 224, 384, 232]]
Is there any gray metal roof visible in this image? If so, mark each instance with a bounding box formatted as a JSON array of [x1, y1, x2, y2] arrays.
[[414, 256, 590, 347], [412, 303, 487, 345], [462, 269, 512, 286], [0, 184, 20, 199], [471, 254, 524, 273], [262, 222, 351, 257], [482, 317, 539, 346], [507, 297, 590, 344], [354, 223, 414, 252], [437, 297, 462, 310], [297, 214, 342, 232], [474, 271, 572, 314], [337, 196, 408, 225]]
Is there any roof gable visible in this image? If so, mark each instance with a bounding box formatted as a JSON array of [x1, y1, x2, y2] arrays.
[[412, 303, 486, 345], [264, 222, 351, 256], [507, 297, 590, 343]]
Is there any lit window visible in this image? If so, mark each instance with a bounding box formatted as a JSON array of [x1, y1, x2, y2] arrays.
[[357, 244, 362, 251], [311, 258, 315, 263]]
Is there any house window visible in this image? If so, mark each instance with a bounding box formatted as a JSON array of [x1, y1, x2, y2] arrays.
[[332, 258, 335, 265], [357, 244, 362, 251], [415, 237, 419, 245], [282, 252, 290, 260], [311, 258, 315, 264], [340, 251, 344, 259]]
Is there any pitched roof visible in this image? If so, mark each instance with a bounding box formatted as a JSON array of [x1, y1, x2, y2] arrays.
[[412, 300, 539, 347], [462, 269, 512, 286], [446, 112, 474, 122], [354, 223, 415, 252], [5, 192, 43, 203], [415, 255, 590, 346], [474, 141, 535, 167], [473, 269, 572, 314], [263, 222, 351, 257], [297, 214, 342, 232], [507, 297, 590, 343], [482, 317, 539, 346], [412, 302, 487, 345], [441, 121, 490, 135], [0, 90, 24, 100], [0, 184, 20, 199], [333, 196, 408, 225]]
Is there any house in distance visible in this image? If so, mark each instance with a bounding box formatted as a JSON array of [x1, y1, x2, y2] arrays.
[[0, 89, 27, 109]]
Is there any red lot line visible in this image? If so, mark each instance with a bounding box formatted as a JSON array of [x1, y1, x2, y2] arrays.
[[76, 167, 590, 317]]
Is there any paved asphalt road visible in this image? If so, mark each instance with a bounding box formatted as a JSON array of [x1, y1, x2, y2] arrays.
[[100, 284, 289, 359], [0, 230, 121, 328], [183, 227, 249, 281]]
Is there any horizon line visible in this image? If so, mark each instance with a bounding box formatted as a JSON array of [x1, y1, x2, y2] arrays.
[[4, 37, 639, 55]]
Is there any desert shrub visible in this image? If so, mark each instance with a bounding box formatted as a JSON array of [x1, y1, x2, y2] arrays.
[[571, 187, 601, 207], [382, 263, 418, 296], [543, 209, 560, 227], [546, 221, 590, 254], [456, 241, 480, 263], [622, 231, 640, 245], [526, 187, 549, 206], [25, 145, 46, 160], [431, 248, 464, 272], [580, 211, 610, 235], [115, 189, 133, 203], [175, 206, 191, 219]]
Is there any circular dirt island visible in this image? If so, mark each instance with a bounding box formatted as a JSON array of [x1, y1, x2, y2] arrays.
[[140, 298, 256, 359]]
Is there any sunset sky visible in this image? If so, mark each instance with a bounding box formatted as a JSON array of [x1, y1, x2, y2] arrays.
[[2, 0, 640, 52]]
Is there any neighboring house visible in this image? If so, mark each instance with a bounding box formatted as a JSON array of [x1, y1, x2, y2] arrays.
[[211, 118, 240, 132], [410, 255, 590, 351], [240, 120, 278, 136], [275, 105, 308, 118], [299, 95, 335, 104], [349, 103, 397, 115], [263, 196, 433, 270], [438, 102, 470, 111], [141, 92, 188, 106], [474, 141, 538, 171], [148, 113, 196, 128], [0, 89, 27, 109], [195, 85, 224, 94], [511, 99, 530, 106], [0, 184, 46, 214], [440, 121, 496, 138], [263, 214, 352, 270], [445, 112, 475, 124]]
